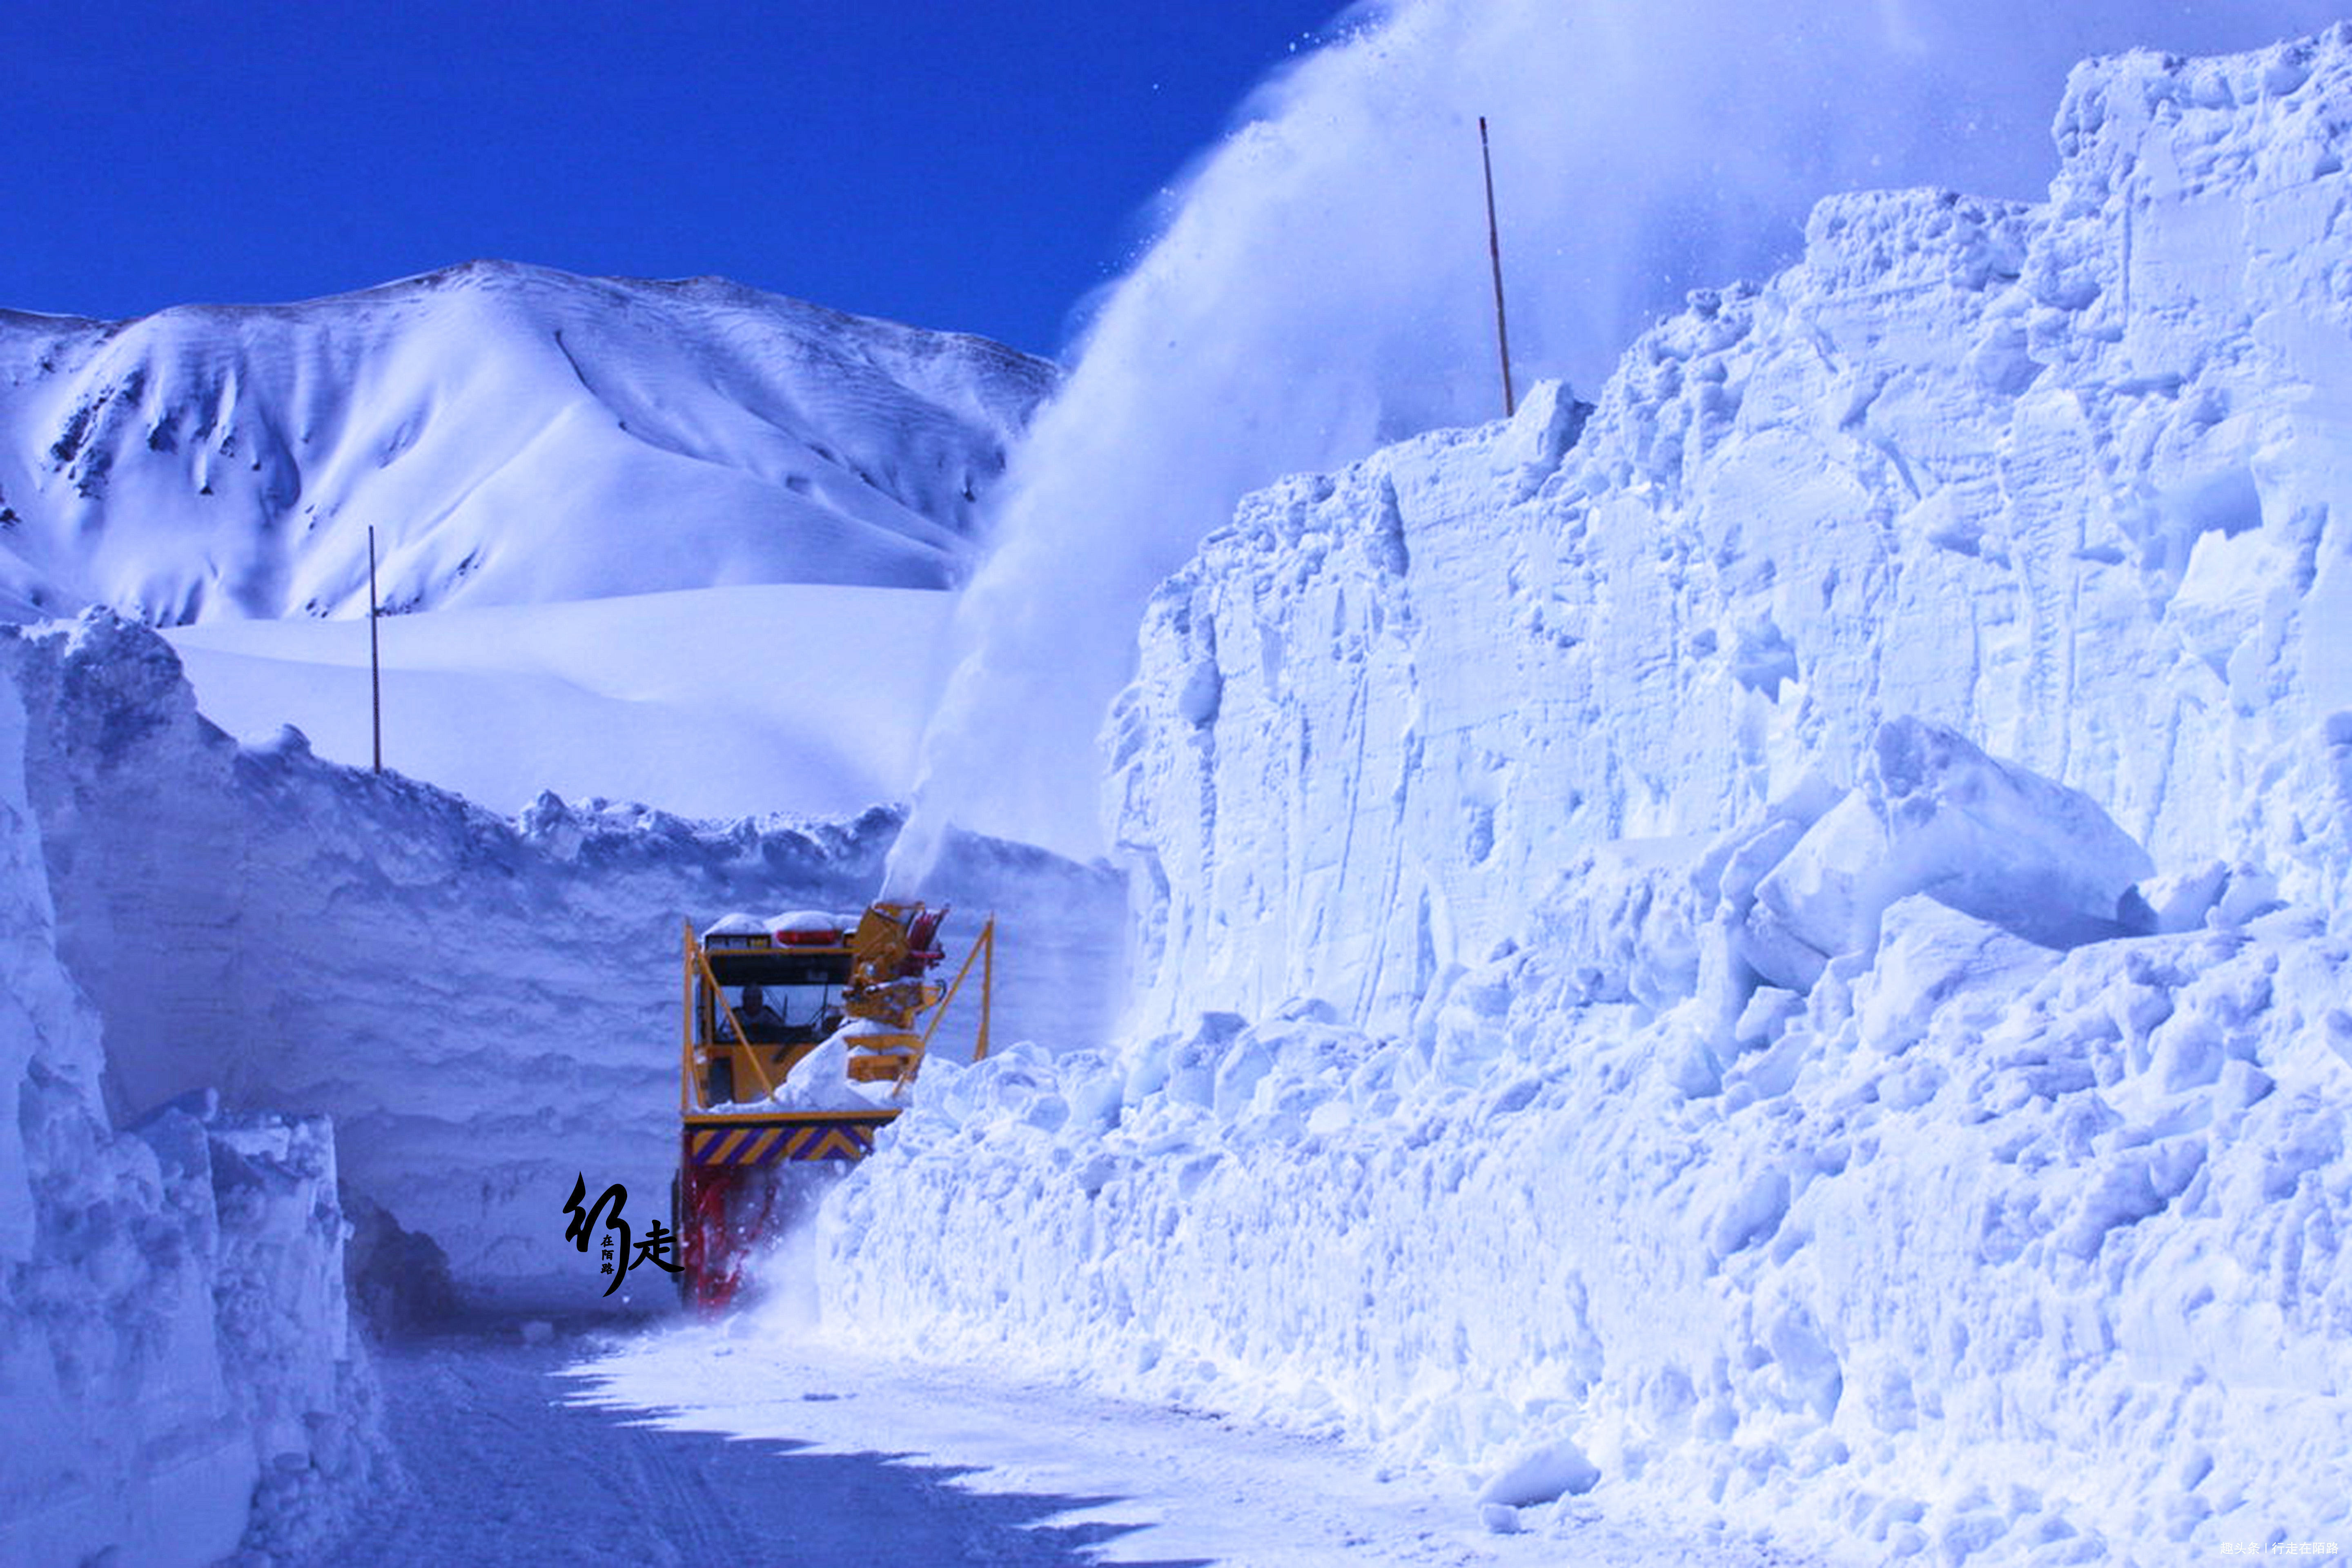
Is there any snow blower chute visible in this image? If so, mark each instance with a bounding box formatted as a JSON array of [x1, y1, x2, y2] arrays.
[[674, 900, 993, 1311]]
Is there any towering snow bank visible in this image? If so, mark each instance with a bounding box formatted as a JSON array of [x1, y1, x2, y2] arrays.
[[900, 0, 2350, 865], [825, 26, 2352, 1564], [1110, 28, 2352, 1038], [0, 650, 376, 1565], [0, 611, 1122, 1304], [0, 261, 1055, 623]]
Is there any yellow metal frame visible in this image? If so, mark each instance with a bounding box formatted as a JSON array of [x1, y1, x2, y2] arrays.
[[902, 914, 993, 1092]]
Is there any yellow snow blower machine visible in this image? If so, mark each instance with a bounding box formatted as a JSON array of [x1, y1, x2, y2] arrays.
[[675, 900, 992, 1310]]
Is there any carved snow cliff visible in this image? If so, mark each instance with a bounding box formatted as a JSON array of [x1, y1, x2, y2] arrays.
[[825, 29, 2352, 1561], [0, 637, 377, 1566], [1110, 31, 2352, 1034]]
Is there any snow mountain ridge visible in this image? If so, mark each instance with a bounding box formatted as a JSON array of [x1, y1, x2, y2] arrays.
[[0, 259, 1055, 625]]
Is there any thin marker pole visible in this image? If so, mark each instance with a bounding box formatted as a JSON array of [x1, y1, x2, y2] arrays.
[[368, 526, 382, 774], [1479, 115, 1516, 419]]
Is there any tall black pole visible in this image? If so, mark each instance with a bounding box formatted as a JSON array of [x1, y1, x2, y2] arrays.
[[1479, 115, 1516, 419], [368, 525, 382, 774]]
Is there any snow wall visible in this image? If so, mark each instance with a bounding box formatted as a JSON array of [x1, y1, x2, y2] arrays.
[[0, 596, 1120, 1562], [822, 31, 2352, 1562], [0, 612, 1125, 1309], [897, 0, 2350, 868], [0, 637, 379, 1565]]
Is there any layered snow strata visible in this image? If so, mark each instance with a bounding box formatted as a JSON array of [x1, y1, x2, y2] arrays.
[[1108, 28, 2352, 1040], [0, 646, 375, 1565], [0, 610, 1123, 1303], [0, 261, 1056, 624]]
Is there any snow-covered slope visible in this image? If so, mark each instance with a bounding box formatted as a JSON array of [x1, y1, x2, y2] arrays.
[[814, 27, 2352, 1563], [0, 261, 1054, 624], [161, 583, 957, 818]]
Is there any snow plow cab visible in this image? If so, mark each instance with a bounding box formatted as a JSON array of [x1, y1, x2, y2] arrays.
[[676, 900, 993, 1310]]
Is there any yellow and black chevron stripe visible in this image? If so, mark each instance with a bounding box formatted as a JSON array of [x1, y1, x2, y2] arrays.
[[686, 1119, 888, 1167]]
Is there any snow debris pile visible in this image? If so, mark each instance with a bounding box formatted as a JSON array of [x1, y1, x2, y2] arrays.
[[1740, 716, 2155, 993], [823, 27, 2352, 1563], [0, 648, 380, 1564], [0, 261, 1055, 625], [832, 724, 2352, 1558]]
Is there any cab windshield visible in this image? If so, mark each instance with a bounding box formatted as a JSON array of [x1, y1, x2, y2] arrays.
[[702, 953, 849, 1045]]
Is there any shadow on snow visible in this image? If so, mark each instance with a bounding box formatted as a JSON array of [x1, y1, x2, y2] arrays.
[[326, 1332, 1216, 1568]]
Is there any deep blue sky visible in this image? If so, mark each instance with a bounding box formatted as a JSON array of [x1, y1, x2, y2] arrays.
[[2, 0, 1348, 358]]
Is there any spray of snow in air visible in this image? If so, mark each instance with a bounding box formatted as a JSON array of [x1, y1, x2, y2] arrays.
[[885, 0, 2345, 882]]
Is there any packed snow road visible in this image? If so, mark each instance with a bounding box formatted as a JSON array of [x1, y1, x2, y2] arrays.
[[324, 1315, 1827, 1567], [336, 1327, 1150, 1567]]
